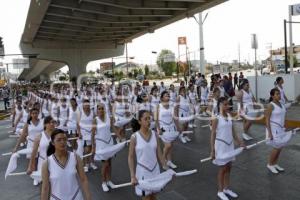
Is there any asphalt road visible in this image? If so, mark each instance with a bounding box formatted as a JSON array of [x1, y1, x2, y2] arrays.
[[0, 110, 300, 200]]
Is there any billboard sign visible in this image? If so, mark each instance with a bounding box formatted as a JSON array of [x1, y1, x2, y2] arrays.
[[12, 58, 29, 69]]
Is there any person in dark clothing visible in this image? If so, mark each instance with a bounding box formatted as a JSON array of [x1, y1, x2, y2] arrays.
[[234, 73, 238, 90]]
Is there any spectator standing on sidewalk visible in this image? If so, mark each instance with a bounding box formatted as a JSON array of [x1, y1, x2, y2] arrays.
[[3, 87, 10, 110], [233, 73, 238, 90]]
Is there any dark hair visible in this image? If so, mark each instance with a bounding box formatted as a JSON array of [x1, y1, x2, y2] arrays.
[[160, 90, 169, 100], [150, 87, 158, 95], [132, 110, 150, 132], [269, 88, 280, 103], [275, 77, 283, 86], [239, 79, 249, 90], [213, 87, 220, 94], [179, 86, 186, 94], [217, 97, 228, 113], [44, 116, 53, 130], [47, 129, 66, 156], [27, 108, 39, 124], [70, 98, 77, 106]]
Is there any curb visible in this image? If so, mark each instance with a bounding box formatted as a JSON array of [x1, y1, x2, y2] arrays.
[[0, 113, 10, 120]]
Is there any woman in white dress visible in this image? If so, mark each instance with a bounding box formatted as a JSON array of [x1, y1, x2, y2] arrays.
[[210, 97, 245, 200], [12, 98, 23, 134], [149, 87, 160, 112], [237, 80, 257, 140], [155, 91, 180, 169], [91, 103, 115, 192], [57, 97, 68, 131], [169, 84, 177, 105], [67, 98, 79, 149], [265, 88, 291, 174], [77, 99, 97, 172], [275, 77, 289, 105], [175, 87, 192, 143], [13, 108, 44, 158], [128, 110, 166, 200], [41, 129, 91, 200], [27, 116, 56, 185], [112, 86, 132, 143]]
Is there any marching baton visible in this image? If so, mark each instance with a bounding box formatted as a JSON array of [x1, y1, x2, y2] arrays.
[[82, 153, 93, 158], [8, 172, 27, 176], [68, 137, 79, 141], [293, 127, 300, 132], [126, 128, 133, 132], [201, 124, 210, 128], [200, 157, 212, 163], [2, 152, 13, 156], [182, 130, 193, 134], [111, 182, 132, 189], [246, 139, 267, 150], [9, 135, 19, 138]]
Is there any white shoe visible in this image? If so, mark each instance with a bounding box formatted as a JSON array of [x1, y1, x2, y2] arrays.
[[217, 192, 229, 200], [90, 163, 98, 170], [84, 166, 89, 172], [102, 182, 109, 192], [179, 135, 187, 144], [188, 124, 193, 128], [184, 136, 191, 142], [106, 180, 116, 189], [167, 160, 177, 169], [274, 164, 284, 172], [223, 189, 238, 198], [267, 164, 278, 174], [192, 124, 197, 128], [33, 179, 39, 186], [242, 133, 253, 141]]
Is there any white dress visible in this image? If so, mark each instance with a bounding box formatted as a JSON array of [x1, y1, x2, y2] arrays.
[[178, 95, 190, 118], [150, 95, 160, 111], [94, 116, 113, 161], [200, 87, 209, 105], [114, 101, 132, 127], [213, 115, 235, 166], [27, 119, 44, 158], [58, 105, 68, 131], [169, 91, 177, 104], [134, 131, 160, 196], [48, 152, 83, 200], [37, 131, 50, 172], [67, 106, 78, 134], [266, 102, 292, 149], [51, 102, 59, 121], [79, 111, 93, 142], [42, 99, 50, 117], [158, 104, 178, 143], [14, 107, 24, 134]]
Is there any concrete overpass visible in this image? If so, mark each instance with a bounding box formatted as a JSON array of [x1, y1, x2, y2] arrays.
[[19, 0, 227, 80]]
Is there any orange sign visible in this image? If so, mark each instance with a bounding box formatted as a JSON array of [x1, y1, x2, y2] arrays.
[[178, 37, 187, 45]]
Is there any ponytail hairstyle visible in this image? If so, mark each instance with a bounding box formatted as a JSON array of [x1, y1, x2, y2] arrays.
[[27, 108, 39, 124], [269, 88, 280, 103], [132, 110, 149, 132], [44, 116, 54, 130], [217, 97, 228, 113], [275, 77, 283, 86], [47, 129, 65, 156], [239, 79, 249, 90]]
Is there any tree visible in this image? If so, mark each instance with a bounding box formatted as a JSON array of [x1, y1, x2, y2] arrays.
[[157, 49, 177, 76], [138, 68, 143, 75], [145, 65, 150, 76]]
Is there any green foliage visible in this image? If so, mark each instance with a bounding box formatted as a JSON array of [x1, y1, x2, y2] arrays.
[[156, 49, 177, 76], [145, 65, 150, 76]]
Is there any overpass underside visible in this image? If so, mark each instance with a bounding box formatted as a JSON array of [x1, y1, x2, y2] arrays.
[[19, 0, 227, 80]]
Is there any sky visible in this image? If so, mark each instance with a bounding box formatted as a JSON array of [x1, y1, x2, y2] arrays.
[[0, 0, 300, 72]]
